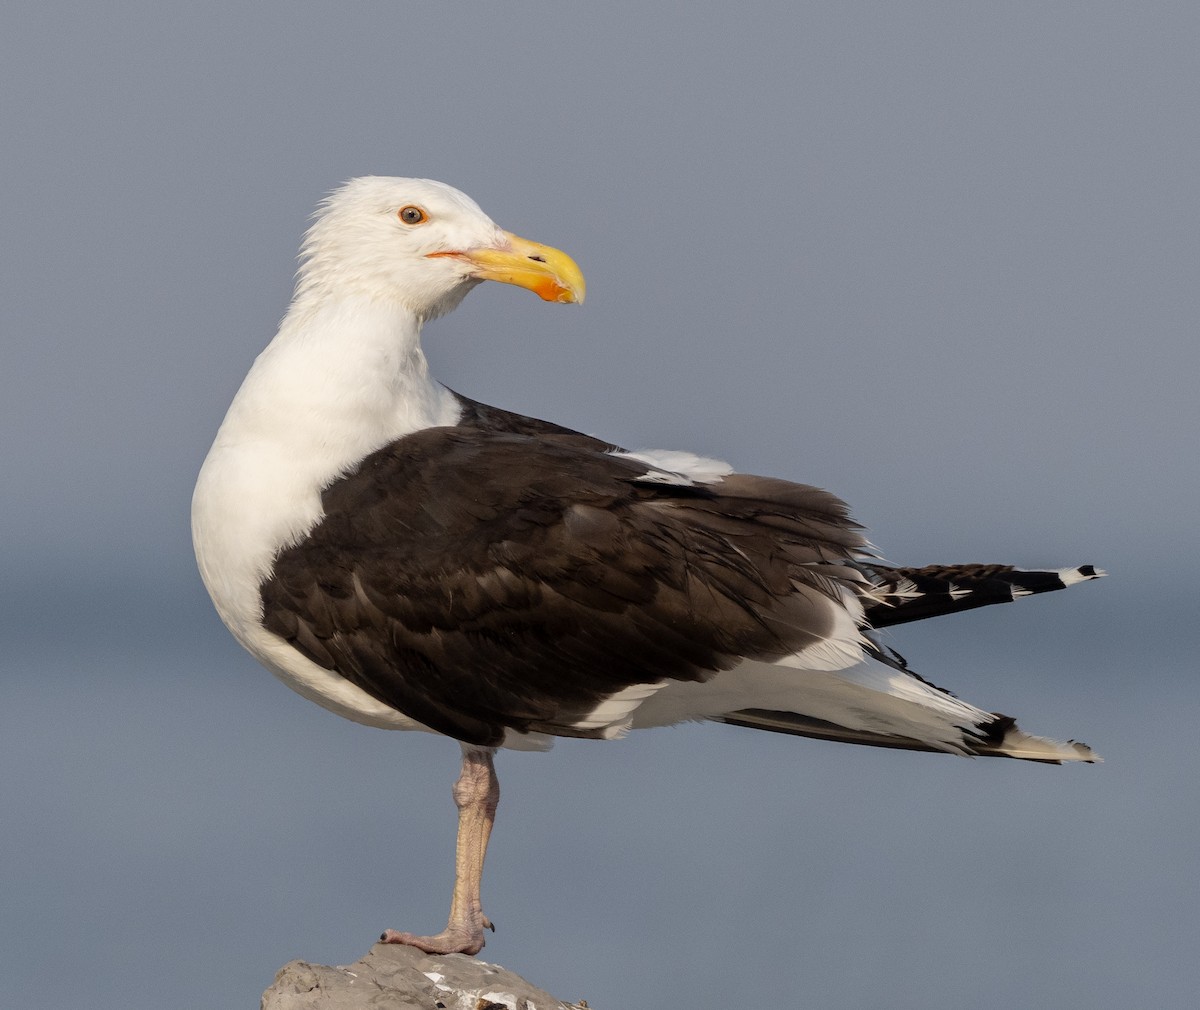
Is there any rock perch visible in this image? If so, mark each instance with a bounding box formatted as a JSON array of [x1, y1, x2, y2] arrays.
[[261, 943, 591, 1010]]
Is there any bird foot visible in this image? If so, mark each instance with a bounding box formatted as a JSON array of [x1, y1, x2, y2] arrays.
[[379, 923, 490, 956]]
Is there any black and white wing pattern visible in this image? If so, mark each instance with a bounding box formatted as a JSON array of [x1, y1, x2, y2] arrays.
[[261, 424, 867, 748]]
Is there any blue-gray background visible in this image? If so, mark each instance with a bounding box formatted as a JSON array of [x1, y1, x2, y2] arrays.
[[3, 4, 1196, 1008]]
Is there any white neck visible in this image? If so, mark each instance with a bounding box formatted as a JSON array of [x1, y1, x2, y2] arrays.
[[192, 294, 461, 632]]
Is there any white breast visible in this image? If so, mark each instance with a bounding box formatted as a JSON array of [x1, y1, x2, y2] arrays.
[[191, 294, 460, 729]]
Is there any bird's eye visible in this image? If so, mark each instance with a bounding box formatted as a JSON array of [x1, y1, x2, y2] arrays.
[[398, 205, 428, 225]]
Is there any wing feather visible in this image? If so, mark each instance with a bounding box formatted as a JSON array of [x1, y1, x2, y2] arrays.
[[260, 425, 867, 747]]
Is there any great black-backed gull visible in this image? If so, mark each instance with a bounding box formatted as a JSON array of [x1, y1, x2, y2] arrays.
[[192, 177, 1101, 955]]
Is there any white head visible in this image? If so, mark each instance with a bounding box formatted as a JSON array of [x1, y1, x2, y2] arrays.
[[295, 176, 585, 320]]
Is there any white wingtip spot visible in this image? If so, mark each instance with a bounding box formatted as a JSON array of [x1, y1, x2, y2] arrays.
[[887, 578, 922, 601], [1059, 566, 1106, 586]]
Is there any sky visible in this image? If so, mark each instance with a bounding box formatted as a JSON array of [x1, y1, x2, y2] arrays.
[[2, 3, 1198, 1007]]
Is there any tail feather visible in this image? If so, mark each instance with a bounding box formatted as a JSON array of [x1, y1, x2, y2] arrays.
[[711, 563, 1104, 764], [861, 563, 1105, 629], [719, 707, 1099, 764]]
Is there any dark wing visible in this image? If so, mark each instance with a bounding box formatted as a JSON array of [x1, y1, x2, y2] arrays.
[[449, 389, 618, 451], [260, 427, 867, 747]]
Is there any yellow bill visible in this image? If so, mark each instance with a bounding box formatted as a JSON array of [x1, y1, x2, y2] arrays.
[[432, 231, 585, 304]]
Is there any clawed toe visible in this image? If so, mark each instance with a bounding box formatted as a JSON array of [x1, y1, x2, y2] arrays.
[[378, 927, 486, 956]]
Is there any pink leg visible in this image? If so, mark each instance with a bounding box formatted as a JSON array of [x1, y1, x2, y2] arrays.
[[380, 746, 500, 956]]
